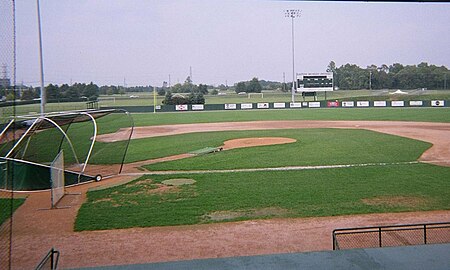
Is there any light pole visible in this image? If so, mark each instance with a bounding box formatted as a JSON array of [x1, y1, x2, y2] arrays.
[[285, 9, 301, 104], [36, 0, 45, 115]]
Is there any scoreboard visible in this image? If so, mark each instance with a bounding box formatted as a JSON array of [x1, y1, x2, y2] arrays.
[[297, 72, 333, 92]]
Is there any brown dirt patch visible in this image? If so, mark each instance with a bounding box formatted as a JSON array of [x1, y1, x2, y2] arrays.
[[204, 207, 291, 222], [362, 196, 431, 208], [162, 178, 196, 186]]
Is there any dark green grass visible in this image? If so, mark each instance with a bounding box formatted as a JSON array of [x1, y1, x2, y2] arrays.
[[129, 129, 431, 169], [0, 198, 25, 225], [75, 163, 450, 231], [131, 108, 450, 127]]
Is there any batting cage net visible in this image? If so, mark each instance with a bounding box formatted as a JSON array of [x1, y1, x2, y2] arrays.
[[0, 0, 15, 269], [0, 109, 134, 191]]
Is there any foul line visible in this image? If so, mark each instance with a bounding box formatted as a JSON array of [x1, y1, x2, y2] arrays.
[[121, 161, 420, 176]]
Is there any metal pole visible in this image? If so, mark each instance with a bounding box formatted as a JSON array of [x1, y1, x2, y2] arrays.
[[36, 0, 46, 115], [291, 16, 295, 104], [285, 9, 301, 104], [153, 86, 156, 113], [369, 71, 372, 90]]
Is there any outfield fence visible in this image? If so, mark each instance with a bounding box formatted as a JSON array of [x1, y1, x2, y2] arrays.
[[332, 222, 450, 250], [101, 99, 449, 113]]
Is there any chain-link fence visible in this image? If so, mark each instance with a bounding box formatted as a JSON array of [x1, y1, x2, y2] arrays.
[[0, 0, 15, 269], [333, 222, 450, 250]]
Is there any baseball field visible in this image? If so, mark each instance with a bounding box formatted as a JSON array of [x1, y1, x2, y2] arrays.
[[7, 107, 450, 268]]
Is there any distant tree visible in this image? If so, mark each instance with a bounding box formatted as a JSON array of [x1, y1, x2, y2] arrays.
[[46, 84, 61, 100], [157, 87, 166, 96], [210, 89, 219, 95], [196, 84, 208, 95], [246, 77, 262, 93], [162, 91, 173, 105], [189, 92, 205, 104], [235, 81, 246, 93]]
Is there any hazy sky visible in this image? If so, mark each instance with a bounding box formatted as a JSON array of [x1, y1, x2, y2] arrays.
[[14, 0, 450, 87]]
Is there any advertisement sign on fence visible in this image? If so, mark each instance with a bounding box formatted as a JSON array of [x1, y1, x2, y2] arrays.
[[341, 101, 354, 107], [241, 103, 253, 109], [327, 101, 339, 107], [224, 104, 237, 110], [431, 100, 445, 107], [192, 104, 204, 110], [257, 103, 269, 109], [391, 101, 404, 107], [374, 101, 387, 107], [175, 105, 188, 111], [274, 103, 286, 108], [309, 102, 321, 108], [409, 101, 423, 106], [289, 102, 302, 108], [357, 101, 369, 107]]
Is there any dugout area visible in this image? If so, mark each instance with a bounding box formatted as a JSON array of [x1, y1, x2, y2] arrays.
[[0, 109, 134, 191]]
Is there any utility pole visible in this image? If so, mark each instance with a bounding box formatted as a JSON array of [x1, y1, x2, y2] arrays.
[[369, 71, 372, 91], [283, 72, 286, 92], [285, 9, 301, 104]]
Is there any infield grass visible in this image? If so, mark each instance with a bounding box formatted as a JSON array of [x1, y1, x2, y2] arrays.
[[75, 163, 450, 231], [137, 129, 431, 170]]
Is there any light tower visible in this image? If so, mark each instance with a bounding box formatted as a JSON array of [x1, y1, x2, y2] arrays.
[[285, 9, 301, 104]]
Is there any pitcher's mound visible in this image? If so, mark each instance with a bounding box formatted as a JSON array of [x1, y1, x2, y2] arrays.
[[222, 137, 296, 150]]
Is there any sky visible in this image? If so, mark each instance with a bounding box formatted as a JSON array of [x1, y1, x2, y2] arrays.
[[11, 0, 450, 87]]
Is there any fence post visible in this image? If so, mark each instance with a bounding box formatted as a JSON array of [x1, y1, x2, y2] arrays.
[[379, 227, 382, 247], [424, 224, 427, 244]]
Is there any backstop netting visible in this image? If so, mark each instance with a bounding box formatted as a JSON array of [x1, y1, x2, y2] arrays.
[[0, 0, 15, 269], [50, 151, 64, 208]]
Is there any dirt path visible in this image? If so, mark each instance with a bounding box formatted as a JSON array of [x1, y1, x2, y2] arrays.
[[10, 120, 450, 269]]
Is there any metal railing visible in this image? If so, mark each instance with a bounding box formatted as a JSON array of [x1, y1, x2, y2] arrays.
[[333, 222, 450, 250], [35, 248, 60, 270]]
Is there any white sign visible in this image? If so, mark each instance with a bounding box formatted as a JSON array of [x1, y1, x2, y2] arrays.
[[391, 101, 404, 107], [374, 101, 386, 107], [431, 100, 444, 107], [175, 105, 188, 111], [357, 101, 370, 107], [409, 101, 423, 106], [257, 103, 269, 109], [241, 103, 253, 109], [308, 102, 321, 108], [274, 102, 286, 108], [191, 104, 204, 110], [155, 105, 161, 110], [302, 102, 308, 107], [225, 104, 237, 110], [289, 102, 302, 108], [341, 101, 354, 107]]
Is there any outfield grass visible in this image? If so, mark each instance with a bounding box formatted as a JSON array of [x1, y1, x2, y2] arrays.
[[0, 198, 25, 225], [131, 108, 450, 127], [135, 129, 431, 169], [75, 163, 450, 231]]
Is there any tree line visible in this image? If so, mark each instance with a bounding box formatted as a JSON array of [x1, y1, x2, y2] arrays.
[[328, 61, 450, 90]]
